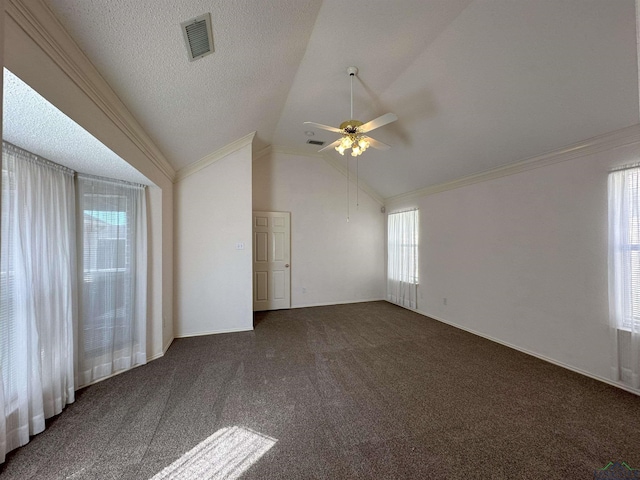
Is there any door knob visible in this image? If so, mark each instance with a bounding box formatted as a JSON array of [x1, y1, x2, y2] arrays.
[[285, 264, 290, 268]]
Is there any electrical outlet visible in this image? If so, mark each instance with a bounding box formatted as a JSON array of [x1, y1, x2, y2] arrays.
[[443, 297, 447, 306], [302, 287, 307, 294], [235, 242, 245, 250]]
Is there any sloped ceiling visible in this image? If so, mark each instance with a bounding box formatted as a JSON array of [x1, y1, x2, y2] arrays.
[[43, 0, 638, 199]]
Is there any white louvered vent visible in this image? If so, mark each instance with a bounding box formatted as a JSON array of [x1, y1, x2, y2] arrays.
[[181, 13, 214, 61]]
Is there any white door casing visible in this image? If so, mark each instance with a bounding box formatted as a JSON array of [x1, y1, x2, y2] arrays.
[[253, 211, 291, 311]]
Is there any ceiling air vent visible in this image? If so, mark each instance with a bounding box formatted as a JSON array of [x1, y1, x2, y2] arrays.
[[181, 13, 214, 61], [307, 140, 325, 146]]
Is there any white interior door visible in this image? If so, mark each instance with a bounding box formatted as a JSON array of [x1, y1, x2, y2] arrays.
[[253, 211, 291, 311]]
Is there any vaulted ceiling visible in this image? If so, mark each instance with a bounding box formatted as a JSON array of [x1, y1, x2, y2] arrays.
[[43, 0, 638, 200]]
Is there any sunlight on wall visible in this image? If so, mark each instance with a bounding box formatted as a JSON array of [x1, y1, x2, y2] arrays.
[[149, 426, 277, 480]]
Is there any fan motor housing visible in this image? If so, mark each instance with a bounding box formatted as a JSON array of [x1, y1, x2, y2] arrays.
[[339, 120, 363, 133]]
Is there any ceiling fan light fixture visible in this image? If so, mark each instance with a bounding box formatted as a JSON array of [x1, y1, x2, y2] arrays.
[[336, 132, 368, 156], [303, 67, 396, 157]]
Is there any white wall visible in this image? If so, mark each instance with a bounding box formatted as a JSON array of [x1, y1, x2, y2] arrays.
[[387, 129, 640, 385], [174, 143, 253, 336], [4, 3, 174, 361], [253, 149, 385, 307]]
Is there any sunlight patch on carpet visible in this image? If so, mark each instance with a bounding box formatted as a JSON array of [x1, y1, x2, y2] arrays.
[[149, 426, 277, 480]]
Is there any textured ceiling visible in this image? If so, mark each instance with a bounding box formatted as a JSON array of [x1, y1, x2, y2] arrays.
[[3, 69, 152, 185], [44, 0, 322, 172], [41, 0, 638, 198]]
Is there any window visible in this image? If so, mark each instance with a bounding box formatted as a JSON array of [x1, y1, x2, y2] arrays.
[[608, 166, 640, 390], [0, 143, 149, 462], [0, 142, 77, 460], [387, 209, 419, 309], [609, 167, 640, 331], [77, 175, 147, 384], [83, 208, 128, 272], [80, 198, 131, 358], [0, 159, 16, 397]]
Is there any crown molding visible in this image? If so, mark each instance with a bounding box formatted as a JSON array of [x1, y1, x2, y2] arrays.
[[6, 0, 176, 182], [174, 131, 256, 182], [259, 144, 385, 206], [385, 124, 640, 206]]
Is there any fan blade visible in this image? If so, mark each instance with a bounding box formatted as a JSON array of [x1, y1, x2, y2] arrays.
[[364, 136, 391, 151], [303, 121, 343, 134], [359, 113, 398, 133], [317, 138, 342, 152]]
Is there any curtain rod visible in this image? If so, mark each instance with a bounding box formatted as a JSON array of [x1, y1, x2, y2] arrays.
[[388, 207, 418, 215], [3, 141, 146, 188], [3, 141, 76, 175], [610, 162, 640, 173], [76, 172, 146, 189]]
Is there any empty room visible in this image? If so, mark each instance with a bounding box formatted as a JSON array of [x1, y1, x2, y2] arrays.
[[1, 1, 639, 479]]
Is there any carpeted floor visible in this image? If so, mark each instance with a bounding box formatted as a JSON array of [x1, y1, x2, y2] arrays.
[[1, 301, 639, 479]]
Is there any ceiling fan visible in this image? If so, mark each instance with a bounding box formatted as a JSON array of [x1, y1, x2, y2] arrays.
[[305, 67, 397, 157]]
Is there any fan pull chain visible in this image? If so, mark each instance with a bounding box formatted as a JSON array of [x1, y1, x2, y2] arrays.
[[346, 157, 350, 222], [356, 156, 359, 208]]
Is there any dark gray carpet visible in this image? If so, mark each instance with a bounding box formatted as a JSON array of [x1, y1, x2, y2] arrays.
[[1, 301, 639, 479]]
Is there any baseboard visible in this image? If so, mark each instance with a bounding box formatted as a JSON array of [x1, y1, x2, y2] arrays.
[[147, 349, 165, 362], [291, 298, 386, 309], [175, 326, 253, 338], [76, 360, 148, 390], [393, 302, 640, 397], [162, 336, 174, 354], [144, 337, 174, 362]]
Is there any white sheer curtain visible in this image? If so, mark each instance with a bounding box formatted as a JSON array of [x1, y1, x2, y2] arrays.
[[387, 209, 419, 309], [608, 166, 640, 390], [76, 175, 147, 387], [0, 143, 76, 462]]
